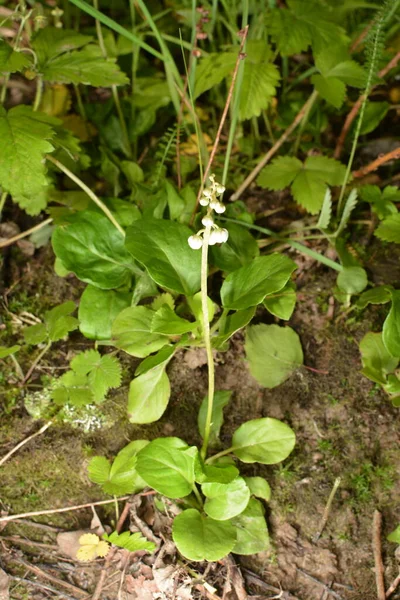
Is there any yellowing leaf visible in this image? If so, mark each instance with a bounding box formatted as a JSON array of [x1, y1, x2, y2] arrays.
[[181, 133, 213, 157], [77, 533, 110, 561]]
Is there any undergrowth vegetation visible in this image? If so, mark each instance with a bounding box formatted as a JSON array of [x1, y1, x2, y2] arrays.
[[1, 0, 400, 581]]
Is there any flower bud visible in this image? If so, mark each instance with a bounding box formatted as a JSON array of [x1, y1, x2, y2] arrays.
[[188, 234, 203, 250], [216, 184, 225, 194], [219, 228, 229, 243], [202, 215, 214, 227], [199, 197, 209, 206], [213, 202, 226, 214], [208, 230, 220, 245]]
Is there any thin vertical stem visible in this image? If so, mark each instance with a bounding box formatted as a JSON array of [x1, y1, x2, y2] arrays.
[[200, 225, 214, 460], [0, 191, 8, 217], [33, 76, 43, 111]]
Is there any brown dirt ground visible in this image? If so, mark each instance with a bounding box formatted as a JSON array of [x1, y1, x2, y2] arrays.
[[0, 223, 400, 600]]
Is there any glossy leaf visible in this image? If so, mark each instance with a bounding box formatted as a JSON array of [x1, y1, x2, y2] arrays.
[[232, 498, 269, 555], [112, 306, 167, 357], [211, 223, 260, 272], [221, 255, 296, 310], [79, 286, 131, 340], [231, 417, 296, 464], [136, 438, 196, 498], [128, 362, 170, 424], [202, 477, 250, 520], [243, 477, 271, 501], [213, 307, 256, 349], [52, 212, 135, 289], [245, 324, 303, 388], [360, 332, 398, 385], [172, 508, 236, 561], [126, 219, 201, 295]]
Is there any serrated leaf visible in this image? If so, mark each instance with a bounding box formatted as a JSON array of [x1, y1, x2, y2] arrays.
[[45, 301, 78, 342], [23, 323, 48, 345], [172, 509, 236, 561], [245, 324, 303, 388], [77, 533, 110, 561], [87, 456, 111, 486], [375, 214, 400, 243], [52, 371, 93, 406], [194, 52, 236, 98], [40, 45, 129, 87], [198, 390, 232, 446], [0, 106, 57, 215], [0, 42, 32, 73], [71, 350, 121, 402], [336, 189, 358, 235], [258, 156, 302, 190], [238, 41, 280, 120], [88, 441, 148, 495], [151, 293, 175, 312], [32, 27, 93, 64], [317, 188, 332, 229], [314, 48, 366, 87], [104, 531, 155, 553], [311, 74, 346, 108]]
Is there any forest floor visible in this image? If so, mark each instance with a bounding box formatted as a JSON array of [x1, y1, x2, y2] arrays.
[[1, 192, 400, 600]]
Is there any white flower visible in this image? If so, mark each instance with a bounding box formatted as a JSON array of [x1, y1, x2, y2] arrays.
[[208, 230, 220, 245], [213, 202, 226, 214], [216, 184, 225, 194], [219, 228, 229, 243], [188, 234, 203, 249], [199, 197, 209, 206], [202, 215, 214, 227]]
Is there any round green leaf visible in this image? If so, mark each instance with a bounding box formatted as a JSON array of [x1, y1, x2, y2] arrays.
[[79, 285, 130, 340], [221, 254, 296, 310], [52, 211, 135, 289], [232, 498, 269, 555], [337, 266, 368, 295], [245, 324, 303, 388], [263, 281, 296, 320], [243, 477, 271, 501], [172, 508, 236, 561], [112, 306, 167, 357], [128, 363, 170, 424], [202, 477, 250, 521], [232, 417, 295, 464], [125, 218, 201, 295], [136, 438, 196, 498], [383, 290, 400, 357]]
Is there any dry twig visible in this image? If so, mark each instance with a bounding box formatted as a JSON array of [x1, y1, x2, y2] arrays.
[[12, 558, 89, 597], [0, 421, 52, 467], [386, 573, 400, 598], [373, 510, 386, 600], [352, 147, 400, 178], [313, 477, 341, 542], [0, 218, 53, 249]]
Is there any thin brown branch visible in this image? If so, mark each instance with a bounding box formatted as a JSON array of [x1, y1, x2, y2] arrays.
[[12, 558, 89, 598], [350, 20, 374, 53], [11, 576, 82, 600], [0, 421, 52, 467], [334, 51, 400, 159], [0, 496, 131, 524], [386, 573, 400, 598], [0, 218, 53, 249], [373, 510, 386, 600], [231, 89, 318, 202], [352, 147, 400, 178], [190, 25, 249, 222]]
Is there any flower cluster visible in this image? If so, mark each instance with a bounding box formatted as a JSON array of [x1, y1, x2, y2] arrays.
[[188, 175, 229, 250]]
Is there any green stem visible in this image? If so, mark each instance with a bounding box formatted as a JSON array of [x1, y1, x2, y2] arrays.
[[292, 90, 317, 155], [205, 446, 235, 465], [33, 76, 43, 112], [46, 155, 125, 236], [0, 191, 8, 217], [74, 85, 87, 120], [0, 74, 10, 105], [220, 217, 343, 272], [200, 225, 215, 460], [192, 484, 203, 508]]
